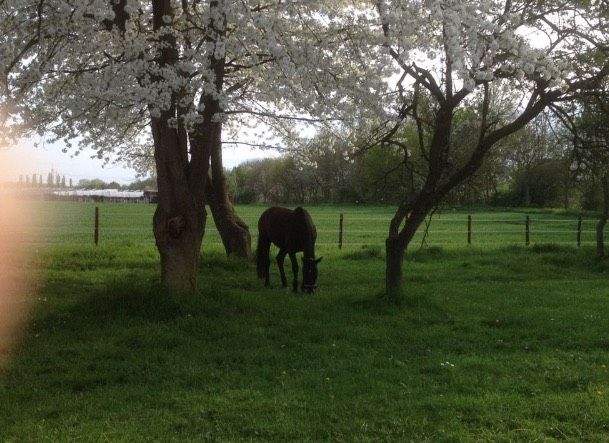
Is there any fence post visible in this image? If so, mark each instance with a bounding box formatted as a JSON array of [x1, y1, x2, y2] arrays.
[[525, 215, 530, 246], [467, 214, 472, 245], [577, 215, 582, 247], [94, 206, 99, 246], [338, 213, 344, 249]]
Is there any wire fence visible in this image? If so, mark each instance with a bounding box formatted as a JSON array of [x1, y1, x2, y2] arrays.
[[13, 203, 603, 250]]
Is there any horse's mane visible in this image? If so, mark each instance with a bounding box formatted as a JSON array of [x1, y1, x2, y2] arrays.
[[292, 207, 316, 256], [293, 207, 312, 231]]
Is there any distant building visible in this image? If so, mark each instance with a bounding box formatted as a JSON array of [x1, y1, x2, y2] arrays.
[[143, 189, 158, 204], [52, 189, 150, 203]]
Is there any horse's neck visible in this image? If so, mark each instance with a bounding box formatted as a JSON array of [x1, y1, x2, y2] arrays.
[[302, 241, 315, 259], [293, 210, 315, 258], [301, 220, 315, 259]]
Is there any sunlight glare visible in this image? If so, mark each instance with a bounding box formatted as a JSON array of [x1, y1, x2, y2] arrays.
[[0, 140, 36, 363]]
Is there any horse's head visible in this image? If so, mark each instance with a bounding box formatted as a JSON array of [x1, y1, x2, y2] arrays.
[[301, 257, 322, 293]]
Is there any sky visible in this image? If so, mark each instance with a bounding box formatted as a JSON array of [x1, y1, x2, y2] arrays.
[[0, 137, 276, 185]]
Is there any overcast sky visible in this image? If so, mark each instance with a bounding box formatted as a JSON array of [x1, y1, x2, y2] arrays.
[[0, 138, 275, 185]]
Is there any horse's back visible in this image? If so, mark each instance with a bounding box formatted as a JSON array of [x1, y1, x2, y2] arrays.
[[258, 207, 293, 232], [258, 206, 316, 253], [258, 207, 293, 249], [293, 207, 317, 241]]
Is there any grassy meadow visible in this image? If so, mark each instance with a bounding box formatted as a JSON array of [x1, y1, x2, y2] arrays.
[[1, 202, 609, 441], [28, 201, 599, 248]]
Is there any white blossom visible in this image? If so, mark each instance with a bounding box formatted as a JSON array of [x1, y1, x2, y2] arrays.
[[0, 0, 606, 175]]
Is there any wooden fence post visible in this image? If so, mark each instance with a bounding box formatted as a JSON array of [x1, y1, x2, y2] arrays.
[[577, 215, 582, 247], [525, 215, 530, 246], [94, 206, 99, 246], [338, 213, 343, 249], [467, 215, 472, 245]]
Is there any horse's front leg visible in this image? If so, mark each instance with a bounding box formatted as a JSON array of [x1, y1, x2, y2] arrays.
[[289, 252, 299, 292], [276, 250, 287, 288]]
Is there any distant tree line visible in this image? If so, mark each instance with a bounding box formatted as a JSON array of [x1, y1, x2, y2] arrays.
[[75, 177, 157, 190], [18, 170, 71, 188], [226, 114, 596, 210], [16, 173, 157, 191]]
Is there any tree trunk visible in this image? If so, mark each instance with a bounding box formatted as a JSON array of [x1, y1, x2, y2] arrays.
[[383, 105, 453, 300], [149, 0, 210, 292], [206, 176, 252, 258], [151, 111, 209, 292], [150, 101, 212, 292], [596, 175, 609, 258], [153, 205, 206, 291], [205, 128, 252, 258], [385, 236, 406, 303], [147, 0, 226, 291]]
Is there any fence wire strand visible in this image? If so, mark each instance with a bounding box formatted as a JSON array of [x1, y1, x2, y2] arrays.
[[13, 207, 605, 249]]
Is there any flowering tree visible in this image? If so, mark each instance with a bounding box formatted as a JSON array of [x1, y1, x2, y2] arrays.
[[1, 0, 381, 291], [347, 0, 609, 300], [4, 0, 607, 297]]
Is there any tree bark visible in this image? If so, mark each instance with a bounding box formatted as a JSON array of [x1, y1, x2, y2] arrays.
[[596, 175, 609, 258], [149, 0, 208, 292], [204, 125, 251, 258], [384, 195, 433, 302], [205, 176, 252, 258], [383, 105, 453, 300], [148, 0, 224, 291], [153, 204, 206, 292], [385, 236, 406, 302], [151, 111, 208, 292]]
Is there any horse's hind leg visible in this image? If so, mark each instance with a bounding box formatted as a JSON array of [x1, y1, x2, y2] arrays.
[[257, 234, 271, 286], [289, 252, 299, 292], [264, 260, 271, 287], [277, 250, 288, 288], [264, 247, 271, 287]]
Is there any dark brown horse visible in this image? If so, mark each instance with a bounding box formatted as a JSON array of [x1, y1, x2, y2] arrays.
[[257, 207, 322, 293]]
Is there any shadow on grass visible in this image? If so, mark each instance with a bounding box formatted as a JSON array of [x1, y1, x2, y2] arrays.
[[30, 244, 609, 348], [31, 279, 186, 337], [342, 245, 383, 261]]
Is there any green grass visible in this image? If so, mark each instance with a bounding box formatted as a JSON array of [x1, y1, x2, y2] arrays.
[[29, 202, 599, 249], [2, 203, 609, 440]]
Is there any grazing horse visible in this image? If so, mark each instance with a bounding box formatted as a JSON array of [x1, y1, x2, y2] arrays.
[[257, 207, 322, 293]]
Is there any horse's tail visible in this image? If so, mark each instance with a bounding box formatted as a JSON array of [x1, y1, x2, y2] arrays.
[[256, 232, 270, 279]]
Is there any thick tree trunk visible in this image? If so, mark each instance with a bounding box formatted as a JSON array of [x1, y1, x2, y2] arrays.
[[149, 0, 209, 292], [596, 176, 609, 258], [153, 205, 206, 291], [151, 116, 208, 291], [150, 109, 209, 292], [205, 130, 252, 258]]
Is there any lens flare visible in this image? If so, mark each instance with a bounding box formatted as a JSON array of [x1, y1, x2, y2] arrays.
[[0, 146, 35, 363]]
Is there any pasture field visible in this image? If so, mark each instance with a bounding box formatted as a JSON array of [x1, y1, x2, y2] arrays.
[[1, 202, 609, 441], [26, 201, 601, 249]]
